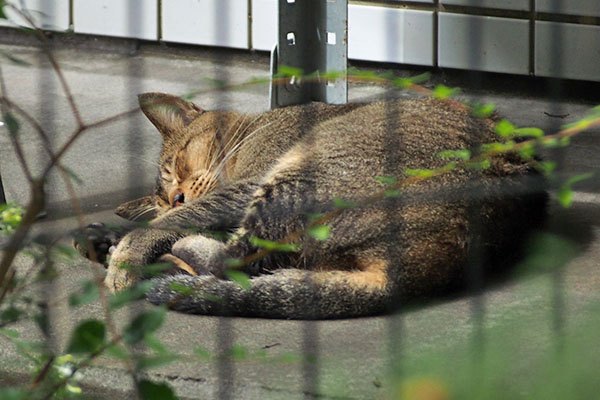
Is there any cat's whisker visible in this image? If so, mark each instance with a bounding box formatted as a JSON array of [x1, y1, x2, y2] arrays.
[[209, 113, 259, 172], [129, 204, 157, 221], [208, 113, 247, 169], [213, 117, 289, 179]]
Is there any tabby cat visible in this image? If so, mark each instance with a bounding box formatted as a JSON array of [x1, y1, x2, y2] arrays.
[[91, 92, 546, 319]]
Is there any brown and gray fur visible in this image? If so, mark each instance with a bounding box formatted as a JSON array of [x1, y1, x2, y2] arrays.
[[98, 92, 546, 319]]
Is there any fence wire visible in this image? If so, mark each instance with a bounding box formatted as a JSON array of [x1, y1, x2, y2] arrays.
[[1, 0, 599, 398]]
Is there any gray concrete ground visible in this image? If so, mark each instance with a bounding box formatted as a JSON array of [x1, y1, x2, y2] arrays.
[[1, 30, 600, 399]]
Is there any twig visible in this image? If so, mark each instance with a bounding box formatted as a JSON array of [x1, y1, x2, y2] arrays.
[[5, 4, 84, 127]]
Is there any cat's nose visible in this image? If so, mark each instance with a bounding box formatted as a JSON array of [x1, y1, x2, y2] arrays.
[[172, 192, 185, 207]]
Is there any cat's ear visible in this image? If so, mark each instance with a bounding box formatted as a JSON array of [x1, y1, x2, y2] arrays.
[[138, 93, 203, 140], [115, 195, 156, 221]]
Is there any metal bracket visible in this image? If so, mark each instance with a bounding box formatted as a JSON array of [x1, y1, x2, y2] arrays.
[[270, 0, 348, 109]]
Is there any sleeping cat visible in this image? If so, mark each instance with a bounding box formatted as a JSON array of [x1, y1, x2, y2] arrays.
[[85, 92, 547, 319]]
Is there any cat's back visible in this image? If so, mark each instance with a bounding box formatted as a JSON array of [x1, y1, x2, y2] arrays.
[[228, 102, 364, 180]]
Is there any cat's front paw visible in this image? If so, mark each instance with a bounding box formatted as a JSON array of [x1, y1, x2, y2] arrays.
[[73, 222, 123, 267], [104, 240, 146, 292]]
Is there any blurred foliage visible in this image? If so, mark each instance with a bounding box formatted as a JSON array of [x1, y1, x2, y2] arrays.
[[0, 5, 599, 396]]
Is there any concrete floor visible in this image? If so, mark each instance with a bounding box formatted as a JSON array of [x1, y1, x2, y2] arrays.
[[1, 30, 599, 399]]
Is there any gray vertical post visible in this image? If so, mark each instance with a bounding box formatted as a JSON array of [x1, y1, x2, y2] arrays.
[[270, 0, 347, 108], [0, 171, 6, 204]]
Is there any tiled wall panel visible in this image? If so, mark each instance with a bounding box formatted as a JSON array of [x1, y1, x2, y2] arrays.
[[536, 21, 600, 81], [2, 0, 70, 31], [536, 0, 600, 18], [162, 0, 248, 49], [73, 0, 158, 40], [348, 6, 434, 66], [441, 0, 529, 11], [1, 1, 599, 82], [439, 13, 529, 75], [250, 2, 435, 66], [252, 0, 277, 51]]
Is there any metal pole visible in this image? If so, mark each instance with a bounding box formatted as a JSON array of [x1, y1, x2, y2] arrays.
[[271, 0, 347, 108]]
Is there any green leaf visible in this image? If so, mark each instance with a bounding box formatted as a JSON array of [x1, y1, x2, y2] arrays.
[[0, 328, 20, 338], [0, 203, 23, 233], [225, 258, 244, 268], [2, 112, 20, 136], [136, 354, 180, 371], [203, 77, 226, 88], [194, 347, 212, 360], [0, 388, 30, 400], [144, 262, 174, 277], [517, 142, 537, 159], [69, 280, 99, 307], [404, 168, 436, 178], [124, 307, 166, 345], [307, 225, 331, 241], [145, 334, 168, 354], [229, 344, 249, 360], [556, 172, 595, 207], [167, 281, 194, 296], [480, 141, 515, 153], [1, 306, 24, 323], [392, 77, 412, 88], [468, 159, 491, 169], [249, 236, 300, 252], [514, 127, 544, 138], [437, 149, 471, 161], [472, 102, 496, 118], [109, 280, 154, 309], [138, 380, 178, 400], [409, 72, 431, 85], [224, 270, 251, 290], [518, 233, 578, 275], [276, 65, 303, 78], [0, 2, 7, 20], [375, 176, 397, 185], [105, 344, 129, 360], [67, 319, 106, 354], [557, 186, 573, 208], [564, 172, 594, 187], [540, 137, 559, 148], [494, 119, 516, 138], [536, 161, 557, 176], [332, 197, 357, 209], [384, 189, 401, 198], [432, 85, 459, 99]]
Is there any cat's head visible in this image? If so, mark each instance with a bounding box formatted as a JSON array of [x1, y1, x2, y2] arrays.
[[116, 93, 230, 221]]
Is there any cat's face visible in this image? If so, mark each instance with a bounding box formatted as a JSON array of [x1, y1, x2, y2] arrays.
[[115, 93, 224, 220]]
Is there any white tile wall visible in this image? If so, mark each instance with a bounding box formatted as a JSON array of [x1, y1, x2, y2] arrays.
[[441, 0, 529, 11], [536, 0, 600, 18], [535, 21, 600, 81], [2, 1, 599, 82], [250, 3, 435, 65], [73, 0, 158, 40], [2, 0, 70, 31], [162, 0, 248, 49], [348, 6, 434, 66], [439, 13, 530, 75], [252, 0, 277, 51]]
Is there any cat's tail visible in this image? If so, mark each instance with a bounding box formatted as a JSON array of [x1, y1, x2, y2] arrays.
[[147, 269, 393, 319]]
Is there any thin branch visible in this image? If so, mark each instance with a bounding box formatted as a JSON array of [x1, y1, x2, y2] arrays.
[[5, 4, 84, 127]]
